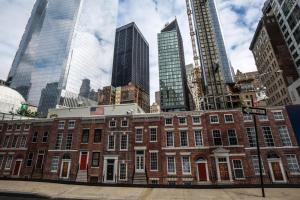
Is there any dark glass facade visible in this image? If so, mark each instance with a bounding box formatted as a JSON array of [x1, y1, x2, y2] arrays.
[[158, 19, 190, 112], [111, 22, 150, 95]]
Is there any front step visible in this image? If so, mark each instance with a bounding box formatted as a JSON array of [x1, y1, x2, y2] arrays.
[[133, 173, 147, 184], [76, 170, 87, 182]]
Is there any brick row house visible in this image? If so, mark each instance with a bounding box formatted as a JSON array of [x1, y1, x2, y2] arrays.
[[0, 105, 300, 185]]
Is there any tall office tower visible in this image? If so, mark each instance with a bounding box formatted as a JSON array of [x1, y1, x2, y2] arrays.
[[189, 0, 236, 109], [6, 0, 118, 116], [262, 0, 300, 104], [158, 19, 190, 112], [250, 14, 298, 106], [111, 22, 150, 96]]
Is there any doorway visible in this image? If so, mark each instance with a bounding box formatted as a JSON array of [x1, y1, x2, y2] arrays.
[[79, 152, 88, 170], [12, 159, 22, 176], [135, 150, 144, 173]]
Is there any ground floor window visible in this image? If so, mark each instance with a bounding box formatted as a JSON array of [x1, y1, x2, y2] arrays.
[[5, 155, 13, 169], [167, 157, 176, 174], [182, 156, 191, 174], [286, 154, 300, 174], [251, 155, 265, 175], [119, 163, 127, 181], [232, 160, 245, 179], [150, 152, 158, 171], [150, 179, 159, 184], [50, 156, 59, 172], [92, 152, 100, 167], [26, 152, 34, 167]]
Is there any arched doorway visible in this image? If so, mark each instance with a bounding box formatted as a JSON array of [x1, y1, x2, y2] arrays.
[[195, 157, 209, 182]]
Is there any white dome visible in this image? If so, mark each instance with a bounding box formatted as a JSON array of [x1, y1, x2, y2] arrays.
[[0, 85, 25, 114]]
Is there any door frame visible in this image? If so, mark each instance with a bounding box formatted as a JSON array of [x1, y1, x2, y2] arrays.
[[13, 159, 22, 177], [135, 150, 145, 173], [79, 151, 89, 170], [103, 155, 118, 183], [268, 158, 287, 183], [60, 159, 71, 179], [215, 156, 233, 182], [196, 160, 209, 182], [35, 152, 45, 169]]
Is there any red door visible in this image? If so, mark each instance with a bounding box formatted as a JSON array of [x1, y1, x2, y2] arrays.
[[80, 154, 87, 170], [198, 163, 207, 181], [13, 160, 22, 176]]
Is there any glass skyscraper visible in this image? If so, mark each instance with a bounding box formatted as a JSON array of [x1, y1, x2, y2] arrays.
[[6, 0, 118, 116], [158, 19, 190, 112]]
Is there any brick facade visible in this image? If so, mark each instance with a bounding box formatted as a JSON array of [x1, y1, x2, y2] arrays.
[[0, 107, 300, 185]]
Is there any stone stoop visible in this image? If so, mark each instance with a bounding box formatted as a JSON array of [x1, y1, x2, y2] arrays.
[[76, 170, 87, 182], [133, 173, 147, 184]]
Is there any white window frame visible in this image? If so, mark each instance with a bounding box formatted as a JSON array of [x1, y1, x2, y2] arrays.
[[0, 155, 4, 169], [258, 115, 268, 121], [194, 130, 203, 147], [210, 115, 219, 124], [120, 133, 128, 151], [24, 124, 30, 131], [109, 120, 116, 128], [5, 155, 13, 170], [91, 152, 100, 168], [149, 127, 157, 143], [149, 151, 158, 171], [135, 128, 143, 143], [192, 116, 201, 125], [224, 114, 234, 123], [167, 156, 176, 174], [243, 114, 253, 122], [11, 135, 19, 148], [121, 119, 128, 127], [166, 131, 174, 147], [278, 126, 292, 146], [42, 132, 49, 143], [81, 129, 89, 144], [65, 133, 73, 150], [50, 156, 60, 172], [7, 124, 13, 131], [68, 120, 75, 129], [178, 117, 187, 125], [15, 124, 21, 131], [262, 126, 275, 147], [119, 162, 127, 181], [232, 159, 245, 179], [272, 111, 284, 120], [2, 135, 10, 148], [180, 130, 189, 147], [54, 133, 63, 150], [212, 130, 222, 146], [252, 155, 265, 175], [107, 133, 115, 151], [181, 156, 191, 175], [286, 154, 300, 174], [58, 121, 65, 129], [19, 135, 27, 148], [165, 118, 173, 126], [227, 129, 238, 146], [246, 127, 257, 147]]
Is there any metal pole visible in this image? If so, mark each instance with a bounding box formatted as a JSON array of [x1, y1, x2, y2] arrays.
[[251, 96, 265, 198]]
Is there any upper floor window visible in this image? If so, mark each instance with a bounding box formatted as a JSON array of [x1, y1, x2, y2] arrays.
[[166, 131, 174, 147], [109, 120, 116, 128], [121, 120, 128, 127], [58, 121, 65, 129], [192, 116, 201, 124], [210, 115, 219, 124], [212, 130, 222, 146], [7, 124, 13, 131], [0, 124, 3, 132], [68, 120, 75, 129], [178, 117, 187, 125], [54, 133, 63, 150], [81, 129, 89, 144], [19, 135, 27, 148], [65, 133, 73, 150], [273, 111, 284, 120], [258, 115, 268, 121], [2, 135, 10, 148], [11, 135, 18, 148], [180, 131, 188, 147], [262, 127, 274, 147], [26, 152, 34, 167], [120, 134, 128, 150], [32, 132, 38, 143], [42, 132, 48, 143], [278, 126, 292, 146], [15, 124, 21, 131], [194, 130, 203, 147], [150, 127, 157, 142], [108, 134, 115, 150], [94, 129, 102, 143], [135, 128, 143, 143], [165, 118, 173, 125], [224, 114, 234, 123], [24, 124, 30, 131], [246, 127, 257, 147], [243, 114, 253, 122], [228, 129, 238, 145]]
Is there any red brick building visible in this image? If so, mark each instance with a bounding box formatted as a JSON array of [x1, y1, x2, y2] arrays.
[[0, 105, 299, 185]]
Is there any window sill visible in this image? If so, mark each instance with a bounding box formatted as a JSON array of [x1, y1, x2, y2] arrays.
[[150, 141, 157, 143], [120, 149, 128, 151], [290, 172, 300, 175]]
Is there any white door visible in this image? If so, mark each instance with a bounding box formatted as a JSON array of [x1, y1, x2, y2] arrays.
[[135, 150, 144, 173]]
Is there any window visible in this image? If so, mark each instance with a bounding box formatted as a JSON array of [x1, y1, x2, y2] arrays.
[[273, 111, 284, 120], [36, 151, 44, 169], [11, 135, 18, 148], [93, 129, 102, 143], [7, 124, 13, 131], [92, 152, 100, 167], [252, 155, 265, 175], [42, 132, 48, 143], [2, 136, 10, 148], [228, 129, 238, 146], [262, 127, 274, 147], [120, 134, 128, 150], [246, 127, 257, 147], [224, 114, 234, 123], [121, 120, 128, 127], [81, 129, 89, 144], [232, 160, 245, 179], [5, 155, 13, 169], [182, 156, 191, 174], [286, 155, 300, 174], [32, 132, 38, 143], [178, 117, 187, 124], [150, 179, 159, 184], [65, 133, 73, 150], [119, 163, 127, 180], [167, 156, 176, 174], [50, 156, 59, 172], [165, 118, 173, 125], [24, 124, 30, 131], [278, 126, 292, 146], [210, 115, 219, 124], [150, 128, 157, 142], [258, 115, 268, 121], [0, 124, 2, 132], [54, 133, 63, 150], [166, 131, 174, 147], [109, 120, 116, 127], [68, 120, 75, 129], [26, 152, 34, 167], [192, 116, 201, 124], [180, 131, 188, 147], [150, 152, 158, 171], [108, 134, 115, 150], [58, 121, 65, 129], [0, 155, 3, 169], [194, 130, 203, 146], [19, 136, 27, 148], [16, 124, 21, 131], [135, 128, 143, 143], [212, 130, 222, 146]]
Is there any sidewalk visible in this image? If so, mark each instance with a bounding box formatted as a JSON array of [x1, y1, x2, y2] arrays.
[[0, 180, 300, 200]]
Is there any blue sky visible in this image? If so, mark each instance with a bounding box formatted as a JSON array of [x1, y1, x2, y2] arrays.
[[0, 0, 264, 103]]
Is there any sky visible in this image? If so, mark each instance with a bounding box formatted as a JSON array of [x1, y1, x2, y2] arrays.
[[0, 0, 265, 103]]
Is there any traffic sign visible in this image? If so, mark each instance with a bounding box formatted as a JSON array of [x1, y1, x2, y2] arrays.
[[242, 106, 267, 115]]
